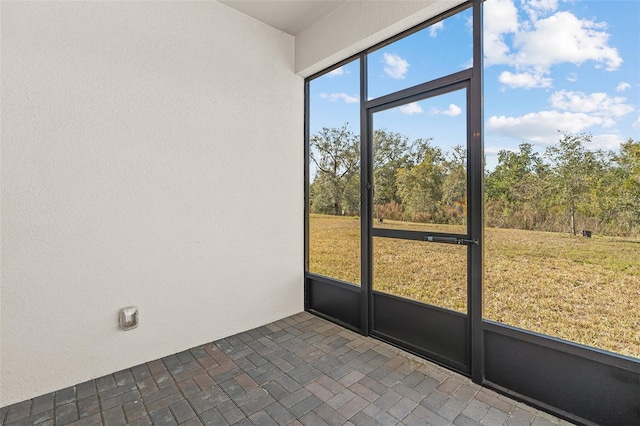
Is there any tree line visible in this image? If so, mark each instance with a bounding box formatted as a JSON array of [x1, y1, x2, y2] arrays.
[[309, 123, 640, 237], [486, 134, 640, 237]]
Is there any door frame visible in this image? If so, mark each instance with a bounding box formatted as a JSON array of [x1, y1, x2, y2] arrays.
[[362, 78, 479, 374]]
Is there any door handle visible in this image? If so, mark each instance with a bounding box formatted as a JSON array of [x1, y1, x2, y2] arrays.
[[425, 236, 478, 245]]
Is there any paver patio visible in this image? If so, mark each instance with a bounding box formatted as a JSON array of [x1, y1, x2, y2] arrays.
[[0, 312, 573, 426]]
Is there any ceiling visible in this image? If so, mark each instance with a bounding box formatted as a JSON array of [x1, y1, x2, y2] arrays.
[[218, 0, 348, 35]]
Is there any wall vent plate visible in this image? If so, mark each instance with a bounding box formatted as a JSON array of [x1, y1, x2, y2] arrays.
[[120, 306, 139, 330]]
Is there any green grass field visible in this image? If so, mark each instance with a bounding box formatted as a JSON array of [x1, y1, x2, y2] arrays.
[[309, 214, 640, 359]]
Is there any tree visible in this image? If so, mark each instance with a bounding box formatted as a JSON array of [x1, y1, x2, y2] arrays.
[[614, 138, 640, 234], [486, 143, 541, 202], [441, 145, 467, 225], [372, 129, 438, 221], [372, 129, 412, 207], [395, 142, 445, 222], [310, 124, 359, 215], [485, 142, 546, 229], [544, 133, 598, 235]]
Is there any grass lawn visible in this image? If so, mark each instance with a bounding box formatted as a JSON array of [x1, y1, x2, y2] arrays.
[[309, 213, 640, 359]]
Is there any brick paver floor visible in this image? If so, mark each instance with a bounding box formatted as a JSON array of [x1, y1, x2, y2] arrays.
[[0, 312, 574, 425]]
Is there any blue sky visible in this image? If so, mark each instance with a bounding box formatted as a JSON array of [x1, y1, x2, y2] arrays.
[[309, 0, 640, 171]]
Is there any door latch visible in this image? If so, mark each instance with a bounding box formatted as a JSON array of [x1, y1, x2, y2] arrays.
[[425, 236, 478, 245]]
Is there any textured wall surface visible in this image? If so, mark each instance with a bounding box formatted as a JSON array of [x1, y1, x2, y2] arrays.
[[1, 1, 303, 406], [295, 0, 467, 77]]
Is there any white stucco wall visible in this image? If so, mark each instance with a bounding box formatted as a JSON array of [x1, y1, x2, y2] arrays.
[[296, 0, 467, 77], [0, 1, 303, 406]]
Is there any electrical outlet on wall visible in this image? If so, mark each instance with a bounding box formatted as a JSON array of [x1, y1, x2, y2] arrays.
[[119, 306, 139, 330]]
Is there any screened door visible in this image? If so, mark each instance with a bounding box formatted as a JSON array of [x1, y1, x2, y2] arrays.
[[367, 84, 474, 373]]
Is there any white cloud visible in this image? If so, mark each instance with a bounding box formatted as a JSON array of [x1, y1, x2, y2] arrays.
[[320, 92, 359, 104], [566, 73, 578, 83], [633, 115, 640, 129], [487, 88, 635, 145], [442, 104, 462, 117], [616, 82, 631, 92], [328, 67, 344, 77], [550, 90, 634, 118], [431, 104, 462, 117], [400, 102, 423, 115], [383, 52, 409, 79], [486, 110, 606, 144], [498, 71, 552, 89], [429, 21, 444, 37], [484, 0, 623, 86], [483, 0, 520, 67], [514, 11, 622, 72], [522, 0, 558, 20]]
